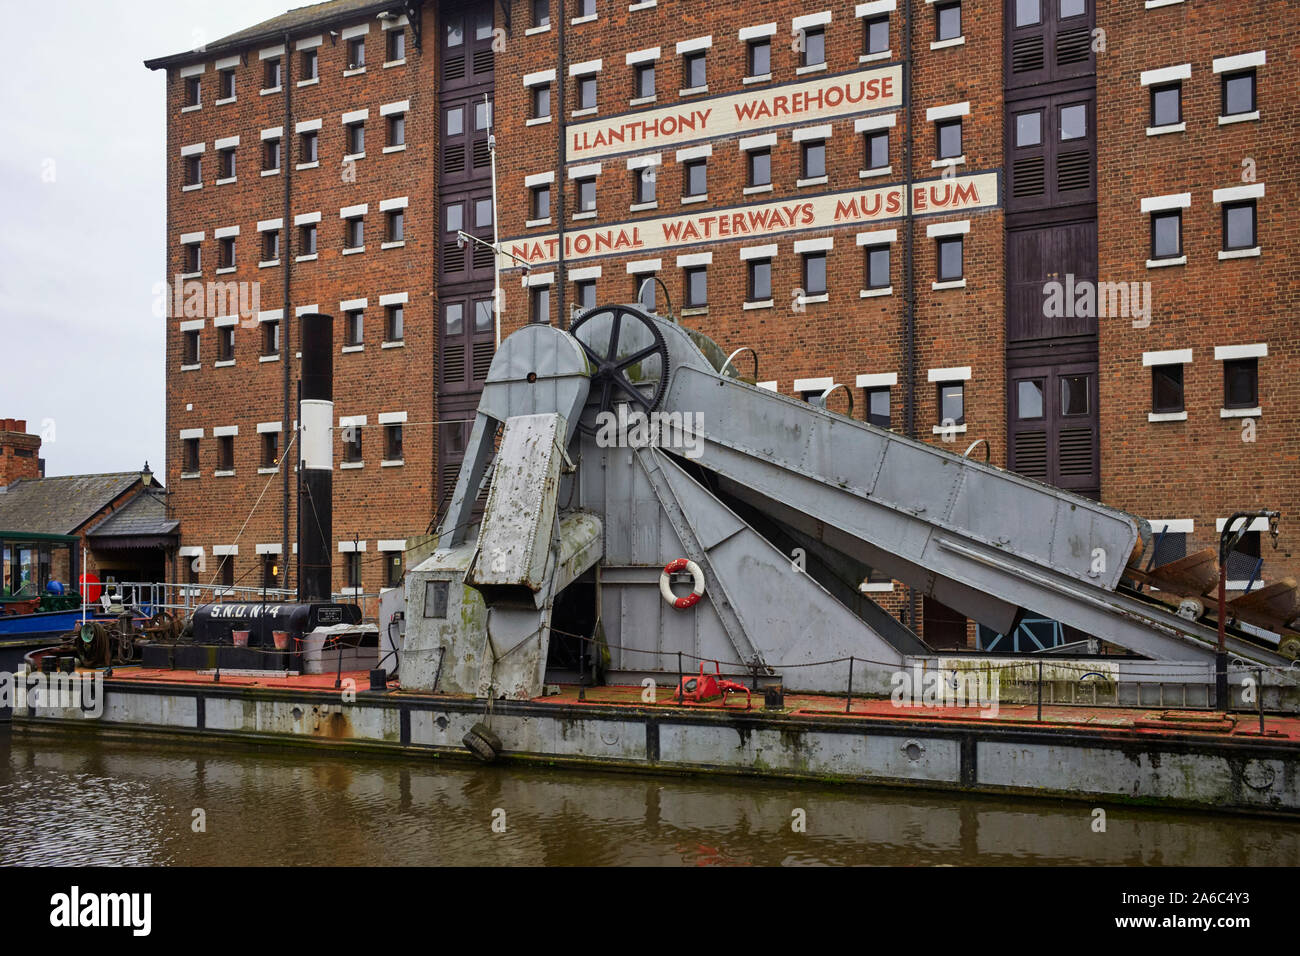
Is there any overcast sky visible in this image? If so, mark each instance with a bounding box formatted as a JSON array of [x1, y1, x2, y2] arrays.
[[0, 0, 294, 479]]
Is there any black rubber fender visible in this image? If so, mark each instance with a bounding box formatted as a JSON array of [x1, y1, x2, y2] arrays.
[[463, 722, 502, 762]]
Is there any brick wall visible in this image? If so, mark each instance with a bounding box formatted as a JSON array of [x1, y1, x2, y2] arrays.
[[495, 0, 1007, 640], [156, 0, 1297, 639], [162, 9, 438, 598], [1096, 0, 1299, 587]]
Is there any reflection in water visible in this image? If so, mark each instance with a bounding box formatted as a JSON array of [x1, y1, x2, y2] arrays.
[[1, 731, 1296, 866]]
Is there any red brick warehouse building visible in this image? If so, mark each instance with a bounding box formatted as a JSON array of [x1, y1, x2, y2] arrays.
[[146, 0, 1298, 646]]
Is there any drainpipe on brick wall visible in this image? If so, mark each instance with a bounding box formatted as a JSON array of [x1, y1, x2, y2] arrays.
[[902, 0, 919, 631], [281, 30, 294, 592], [555, 7, 567, 326]]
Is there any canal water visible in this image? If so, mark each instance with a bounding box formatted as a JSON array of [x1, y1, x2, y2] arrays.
[[2, 730, 1297, 866]]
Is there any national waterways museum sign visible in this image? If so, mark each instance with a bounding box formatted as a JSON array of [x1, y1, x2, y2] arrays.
[[566, 64, 904, 163], [502, 172, 1000, 268]]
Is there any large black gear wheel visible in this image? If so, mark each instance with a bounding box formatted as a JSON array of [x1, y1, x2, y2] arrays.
[[569, 305, 671, 433]]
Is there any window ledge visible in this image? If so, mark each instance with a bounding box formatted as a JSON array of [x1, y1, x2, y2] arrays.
[[572, 14, 598, 25], [383, 59, 407, 69], [796, 176, 828, 188], [181, 104, 201, 113], [743, 73, 773, 85], [342, 246, 366, 255], [526, 116, 553, 127], [342, 345, 364, 353], [297, 161, 320, 171], [932, 155, 965, 168], [932, 424, 968, 436], [214, 470, 236, 478], [628, 0, 657, 9], [259, 259, 281, 269], [382, 144, 407, 154], [1146, 122, 1185, 137], [297, 77, 320, 87], [796, 62, 828, 76], [860, 582, 895, 593], [340, 461, 365, 470], [681, 306, 709, 317], [930, 36, 966, 50], [179, 271, 201, 280], [1221, 407, 1261, 419], [260, 87, 283, 96], [180, 363, 201, 372], [932, 278, 967, 290], [680, 85, 708, 97], [381, 240, 406, 250], [525, 24, 552, 36], [797, 293, 829, 305], [1145, 0, 1184, 7], [572, 107, 597, 118], [860, 50, 892, 63], [681, 194, 708, 205], [296, 253, 318, 263], [1148, 411, 1188, 422], [860, 166, 892, 179], [381, 340, 405, 349], [181, 472, 200, 480], [1218, 111, 1260, 126], [861, 287, 893, 298], [215, 96, 236, 106], [1146, 255, 1186, 269], [182, 183, 202, 192], [261, 168, 281, 177], [1219, 246, 1260, 260], [629, 202, 658, 212], [630, 95, 657, 107], [215, 266, 235, 275], [525, 217, 553, 228], [743, 184, 774, 195], [380, 459, 405, 468], [214, 359, 235, 368], [215, 176, 236, 185], [343, 67, 367, 77], [259, 354, 280, 363], [572, 211, 598, 221], [343, 152, 365, 163], [743, 299, 774, 310], [258, 467, 280, 475]]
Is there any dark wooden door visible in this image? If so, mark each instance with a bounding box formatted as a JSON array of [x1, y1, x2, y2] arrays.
[[1006, 91, 1095, 213], [436, 0, 496, 519], [1006, 221, 1097, 342], [1004, 0, 1095, 92], [922, 597, 969, 651], [1008, 360, 1100, 496]]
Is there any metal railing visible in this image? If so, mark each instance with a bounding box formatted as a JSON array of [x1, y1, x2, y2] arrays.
[[79, 580, 384, 623]]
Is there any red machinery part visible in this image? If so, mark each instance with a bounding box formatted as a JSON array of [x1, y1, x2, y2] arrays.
[[675, 660, 752, 709]]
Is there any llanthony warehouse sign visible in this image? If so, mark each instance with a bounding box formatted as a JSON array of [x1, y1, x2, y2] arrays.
[[502, 172, 999, 268], [566, 64, 904, 163]]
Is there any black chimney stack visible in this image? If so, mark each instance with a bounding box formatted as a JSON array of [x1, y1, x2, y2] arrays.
[[298, 313, 333, 603]]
